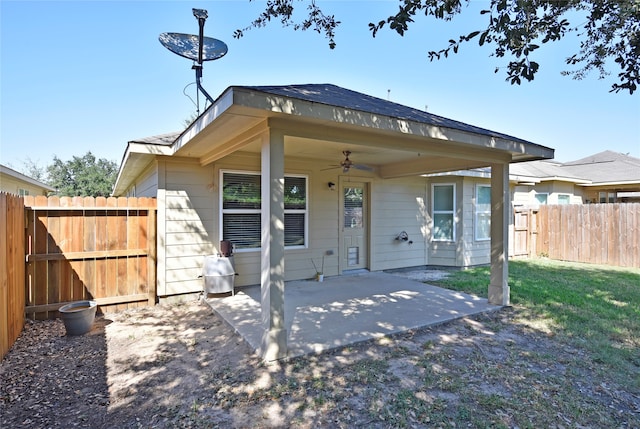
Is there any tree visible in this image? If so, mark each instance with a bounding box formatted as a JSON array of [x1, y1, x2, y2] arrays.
[[46, 152, 118, 197], [16, 157, 47, 182], [235, 0, 640, 94]]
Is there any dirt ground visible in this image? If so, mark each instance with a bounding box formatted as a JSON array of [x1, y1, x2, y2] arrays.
[[1, 298, 638, 428]]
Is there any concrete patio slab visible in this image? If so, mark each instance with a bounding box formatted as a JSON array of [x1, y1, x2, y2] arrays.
[[205, 271, 500, 359]]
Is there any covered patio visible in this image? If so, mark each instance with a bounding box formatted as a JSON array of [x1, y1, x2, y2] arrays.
[[205, 270, 500, 359]]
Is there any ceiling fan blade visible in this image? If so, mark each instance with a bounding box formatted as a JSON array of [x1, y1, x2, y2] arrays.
[[353, 164, 374, 171], [321, 165, 341, 171]]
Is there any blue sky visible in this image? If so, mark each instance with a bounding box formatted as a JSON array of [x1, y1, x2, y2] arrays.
[[1, 0, 639, 172]]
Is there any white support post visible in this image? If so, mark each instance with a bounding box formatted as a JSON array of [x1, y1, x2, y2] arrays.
[[489, 162, 510, 306], [260, 129, 287, 360]]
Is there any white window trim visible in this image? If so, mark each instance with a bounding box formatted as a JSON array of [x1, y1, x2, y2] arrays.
[[475, 184, 491, 241], [557, 193, 571, 205], [431, 183, 456, 242], [219, 169, 308, 253]]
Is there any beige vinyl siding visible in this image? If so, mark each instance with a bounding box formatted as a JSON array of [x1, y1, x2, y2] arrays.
[[134, 162, 159, 197], [0, 174, 51, 196], [512, 185, 535, 206], [514, 181, 583, 206], [125, 162, 158, 197], [370, 178, 428, 271], [158, 158, 216, 296]]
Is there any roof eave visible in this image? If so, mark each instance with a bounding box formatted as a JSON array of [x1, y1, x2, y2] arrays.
[[112, 141, 174, 196], [579, 180, 640, 187]]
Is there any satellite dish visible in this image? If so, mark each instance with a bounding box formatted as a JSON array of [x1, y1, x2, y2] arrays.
[[159, 9, 227, 110], [158, 33, 227, 62]]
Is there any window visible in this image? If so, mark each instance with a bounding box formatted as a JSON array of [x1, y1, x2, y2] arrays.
[[557, 194, 570, 205], [18, 189, 29, 196], [598, 192, 616, 203], [432, 184, 455, 241], [221, 171, 307, 250], [535, 193, 548, 205], [475, 185, 491, 241]]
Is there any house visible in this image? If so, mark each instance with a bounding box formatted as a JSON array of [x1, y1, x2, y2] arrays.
[[510, 151, 640, 206], [112, 83, 554, 359], [0, 164, 55, 196]]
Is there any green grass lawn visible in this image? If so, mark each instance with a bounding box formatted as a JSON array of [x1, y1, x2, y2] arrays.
[[433, 258, 640, 388]]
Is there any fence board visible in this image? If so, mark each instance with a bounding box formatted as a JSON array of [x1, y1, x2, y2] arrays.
[[1, 193, 26, 359], [536, 203, 640, 268]]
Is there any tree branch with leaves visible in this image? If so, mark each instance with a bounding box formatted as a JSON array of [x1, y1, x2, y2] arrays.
[[235, 0, 639, 94]]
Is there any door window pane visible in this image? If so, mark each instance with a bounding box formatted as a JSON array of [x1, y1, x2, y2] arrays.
[[344, 187, 363, 229]]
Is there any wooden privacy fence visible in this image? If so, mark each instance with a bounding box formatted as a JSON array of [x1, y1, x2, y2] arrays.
[[536, 203, 640, 268], [24, 196, 157, 319], [1, 192, 26, 359]]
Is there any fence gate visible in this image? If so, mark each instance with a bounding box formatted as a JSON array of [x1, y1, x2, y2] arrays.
[[512, 208, 536, 258], [24, 196, 157, 319]]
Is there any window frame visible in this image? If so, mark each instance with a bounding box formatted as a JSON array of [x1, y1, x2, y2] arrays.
[[557, 194, 571, 205], [219, 170, 308, 253], [431, 183, 456, 242], [599, 191, 616, 203], [475, 184, 491, 241], [535, 192, 548, 205]]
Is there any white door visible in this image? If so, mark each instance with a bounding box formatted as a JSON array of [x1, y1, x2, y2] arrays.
[[341, 182, 368, 271]]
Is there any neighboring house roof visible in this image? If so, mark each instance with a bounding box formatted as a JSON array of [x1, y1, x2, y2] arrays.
[[0, 164, 55, 194], [510, 150, 640, 187], [432, 151, 640, 187], [113, 83, 554, 195], [559, 150, 640, 186], [510, 160, 591, 184]]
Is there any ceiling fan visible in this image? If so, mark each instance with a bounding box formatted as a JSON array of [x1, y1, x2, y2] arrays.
[[324, 151, 374, 173]]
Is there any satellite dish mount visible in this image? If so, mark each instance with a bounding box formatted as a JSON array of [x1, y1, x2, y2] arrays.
[[159, 8, 228, 112], [191, 8, 211, 104]]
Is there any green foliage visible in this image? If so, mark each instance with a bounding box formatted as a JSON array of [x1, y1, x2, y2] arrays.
[[237, 0, 640, 94], [235, 0, 340, 49], [46, 152, 118, 197]]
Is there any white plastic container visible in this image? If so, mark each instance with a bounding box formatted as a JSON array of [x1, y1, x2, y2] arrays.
[[202, 255, 236, 295]]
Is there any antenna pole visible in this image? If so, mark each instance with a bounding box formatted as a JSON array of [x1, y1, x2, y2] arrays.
[[192, 8, 214, 105], [192, 64, 214, 104]]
